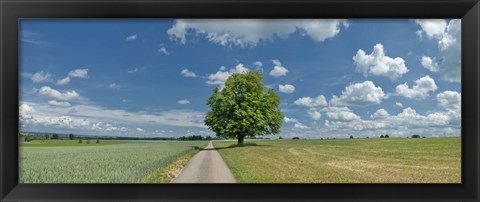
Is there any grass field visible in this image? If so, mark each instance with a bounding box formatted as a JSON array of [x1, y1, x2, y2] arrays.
[[20, 140, 207, 183], [214, 137, 461, 183]]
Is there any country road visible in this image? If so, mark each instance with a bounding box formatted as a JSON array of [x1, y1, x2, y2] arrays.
[[172, 141, 236, 183]]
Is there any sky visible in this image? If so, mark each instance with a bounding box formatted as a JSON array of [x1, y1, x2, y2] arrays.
[[19, 19, 461, 139]]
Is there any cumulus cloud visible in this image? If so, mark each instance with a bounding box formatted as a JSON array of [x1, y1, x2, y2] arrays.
[[330, 81, 385, 106], [167, 19, 348, 47], [68, 69, 89, 79], [47, 100, 71, 108], [181, 69, 197, 78], [253, 61, 263, 68], [437, 91, 461, 111], [421, 56, 440, 72], [308, 108, 322, 120], [324, 107, 361, 122], [371, 108, 390, 119], [414, 19, 461, 82], [395, 102, 404, 108], [158, 47, 170, 55], [353, 43, 409, 80], [126, 34, 137, 41], [37, 86, 80, 101], [136, 128, 145, 132], [283, 116, 298, 123], [177, 99, 190, 105], [57, 77, 70, 85], [294, 95, 327, 107], [396, 75, 437, 99], [206, 64, 249, 87], [294, 123, 309, 129], [269, 59, 288, 77], [279, 84, 295, 94], [31, 71, 53, 83], [109, 83, 121, 89]]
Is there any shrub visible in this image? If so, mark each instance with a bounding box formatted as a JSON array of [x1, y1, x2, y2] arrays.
[[385, 134, 389, 138], [412, 134, 421, 138], [279, 136, 283, 140], [96, 139, 100, 144], [86, 140, 90, 144], [78, 140, 82, 143], [380, 135, 385, 138], [349, 135, 353, 139], [423, 136, 426, 138], [292, 137, 299, 140]]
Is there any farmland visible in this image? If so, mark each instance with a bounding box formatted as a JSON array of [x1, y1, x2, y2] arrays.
[[214, 137, 461, 183], [20, 140, 207, 183]]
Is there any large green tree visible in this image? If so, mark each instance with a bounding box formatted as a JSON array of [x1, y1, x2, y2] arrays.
[[205, 71, 284, 144]]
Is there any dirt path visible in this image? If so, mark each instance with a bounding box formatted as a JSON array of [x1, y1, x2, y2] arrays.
[[171, 141, 236, 183]]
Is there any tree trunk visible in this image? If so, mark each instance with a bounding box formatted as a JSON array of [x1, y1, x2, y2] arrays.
[[238, 134, 244, 145]]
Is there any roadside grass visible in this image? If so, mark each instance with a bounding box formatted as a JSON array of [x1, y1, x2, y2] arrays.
[[20, 139, 134, 147], [213, 137, 461, 183], [140, 146, 204, 183], [20, 140, 207, 183]]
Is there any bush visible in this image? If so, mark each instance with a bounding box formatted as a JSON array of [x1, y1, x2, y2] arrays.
[[412, 134, 421, 138], [385, 134, 389, 138], [78, 140, 82, 143], [349, 135, 354, 139], [423, 136, 426, 138], [96, 139, 100, 144], [380, 135, 385, 138], [292, 137, 299, 140], [279, 136, 283, 140], [86, 140, 90, 144]]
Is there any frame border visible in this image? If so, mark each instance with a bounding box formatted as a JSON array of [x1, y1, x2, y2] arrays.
[[1, 0, 479, 201]]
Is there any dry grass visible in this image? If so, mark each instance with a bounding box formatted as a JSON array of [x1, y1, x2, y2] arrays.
[[213, 137, 461, 183]]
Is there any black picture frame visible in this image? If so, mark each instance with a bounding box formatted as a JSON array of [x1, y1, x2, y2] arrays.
[[1, 0, 479, 201]]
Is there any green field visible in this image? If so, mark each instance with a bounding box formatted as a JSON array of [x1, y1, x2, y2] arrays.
[[214, 137, 461, 183], [20, 140, 207, 183]]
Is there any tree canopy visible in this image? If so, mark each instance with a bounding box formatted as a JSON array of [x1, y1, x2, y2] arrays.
[[204, 71, 284, 144]]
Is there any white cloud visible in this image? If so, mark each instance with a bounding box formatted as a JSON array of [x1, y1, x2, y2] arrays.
[[294, 95, 327, 107], [31, 71, 53, 83], [167, 19, 348, 47], [181, 69, 197, 78], [158, 47, 170, 55], [308, 108, 322, 120], [330, 81, 385, 106], [279, 84, 295, 94], [324, 107, 360, 122], [396, 75, 437, 99], [269, 59, 288, 77], [353, 43, 409, 80], [126, 34, 137, 41], [122, 99, 127, 103], [37, 86, 80, 101], [136, 128, 145, 132], [294, 122, 309, 129], [253, 61, 263, 68], [177, 99, 190, 105], [206, 64, 249, 87], [437, 91, 461, 111], [395, 102, 404, 108], [414, 19, 447, 39], [127, 67, 145, 74], [371, 108, 390, 119], [414, 19, 461, 82], [68, 69, 89, 79], [421, 56, 440, 72], [283, 116, 298, 123], [109, 83, 121, 89], [57, 77, 70, 85], [47, 100, 71, 108]]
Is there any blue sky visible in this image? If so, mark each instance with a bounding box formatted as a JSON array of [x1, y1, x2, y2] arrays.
[[19, 19, 461, 139]]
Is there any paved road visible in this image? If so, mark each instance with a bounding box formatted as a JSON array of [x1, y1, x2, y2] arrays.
[[172, 141, 236, 183]]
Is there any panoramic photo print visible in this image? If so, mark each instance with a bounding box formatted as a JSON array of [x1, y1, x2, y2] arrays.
[[19, 19, 461, 183]]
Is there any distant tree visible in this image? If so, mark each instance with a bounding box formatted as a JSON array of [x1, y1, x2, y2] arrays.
[[44, 134, 49, 140], [52, 134, 59, 139], [204, 72, 284, 145], [366, 137, 369, 139], [423, 136, 426, 138], [279, 136, 283, 140], [206, 136, 212, 140], [321, 138, 324, 140], [78, 139, 82, 143], [24, 137, 30, 142], [96, 139, 100, 144], [380, 135, 385, 138], [69, 134, 75, 140], [292, 137, 300, 140], [412, 134, 421, 138], [86, 140, 90, 144], [350, 135, 354, 139], [385, 134, 389, 138]]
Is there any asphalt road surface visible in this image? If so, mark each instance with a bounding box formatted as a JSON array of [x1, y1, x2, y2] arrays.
[[172, 141, 236, 183]]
